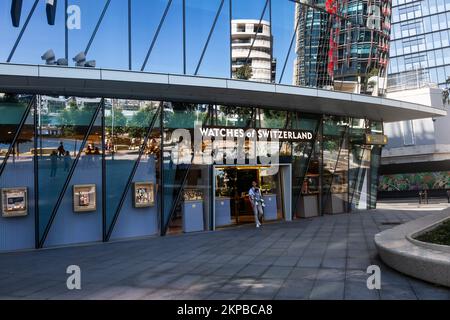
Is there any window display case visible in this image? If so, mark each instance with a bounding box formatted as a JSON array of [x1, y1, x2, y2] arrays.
[[182, 189, 204, 233], [1, 187, 28, 217], [325, 171, 348, 214], [133, 182, 155, 208], [302, 174, 320, 195], [73, 184, 97, 213], [182, 189, 203, 201], [298, 174, 320, 218]]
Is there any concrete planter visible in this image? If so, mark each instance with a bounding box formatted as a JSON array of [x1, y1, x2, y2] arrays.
[[375, 209, 450, 288]]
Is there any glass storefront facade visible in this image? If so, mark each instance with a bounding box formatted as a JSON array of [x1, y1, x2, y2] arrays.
[[0, 92, 383, 251]]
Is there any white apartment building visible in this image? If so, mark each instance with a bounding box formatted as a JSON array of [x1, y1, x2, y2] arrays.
[[231, 19, 275, 83]]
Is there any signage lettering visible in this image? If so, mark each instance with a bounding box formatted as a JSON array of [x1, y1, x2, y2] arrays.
[[199, 127, 313, 141]]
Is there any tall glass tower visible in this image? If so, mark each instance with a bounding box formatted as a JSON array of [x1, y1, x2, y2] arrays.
[[294, 1, 334, 88], [294, 0, 391, 95], [388, 0, 450, 89]]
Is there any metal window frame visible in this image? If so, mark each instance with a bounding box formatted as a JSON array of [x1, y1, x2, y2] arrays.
[[33, 96, 39, 249]]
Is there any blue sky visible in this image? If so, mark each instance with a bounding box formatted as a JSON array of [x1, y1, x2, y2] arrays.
[[0, 0, 297, 84]]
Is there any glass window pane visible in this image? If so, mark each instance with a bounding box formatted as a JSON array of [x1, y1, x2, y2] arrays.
[[432, 16, 440, 31], [37, 96, 101, 243], [163, 103, 210, 234], [422, 1, 430, 15], [444, 48, 450, 64], [391, 58, 399, 73], [322, 116, 349, 214], [402, 120, 415, 145], [398, 56, 405, 72], [437, 67, 446, 83], [441, 30, 450, 47], [105, 99, 160, 239], [45, 103, 104, 247], [435, 49, 444, 65], [433, 32, 441, 48], [429, 0, 438, 14], [429, 67, 438, 83], [258, 109, 287, 129], [0, 94, 35, 251], [0, 94, 31, 162], [426, 33, 434, 50], [438, 13, 447, 30]]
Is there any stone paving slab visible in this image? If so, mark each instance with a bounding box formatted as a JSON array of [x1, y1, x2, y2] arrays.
[[1, 209, 450, 300]]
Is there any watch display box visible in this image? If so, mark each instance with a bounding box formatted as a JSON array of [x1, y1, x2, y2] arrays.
[[73, 184, 97, 213], [1, 187, 28, 217], [133, 182, 155, 208]]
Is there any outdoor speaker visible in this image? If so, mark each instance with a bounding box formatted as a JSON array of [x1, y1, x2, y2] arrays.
[[11, 0, 23, 27], [46, 0, 57, 26]]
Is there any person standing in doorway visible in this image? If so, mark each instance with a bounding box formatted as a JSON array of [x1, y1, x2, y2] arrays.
[[249, 181, 264, 228]]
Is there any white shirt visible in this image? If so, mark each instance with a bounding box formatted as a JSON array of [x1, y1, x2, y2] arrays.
[[249, 187, 262, 203]]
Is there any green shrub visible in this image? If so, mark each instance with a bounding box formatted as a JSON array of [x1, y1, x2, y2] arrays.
[[416, 220, 450, 246]]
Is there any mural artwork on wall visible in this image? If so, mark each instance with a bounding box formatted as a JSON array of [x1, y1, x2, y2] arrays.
[[379, 171, 450, 192]]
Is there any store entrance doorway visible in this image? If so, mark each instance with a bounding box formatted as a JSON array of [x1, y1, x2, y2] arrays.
[[214, 165, 291, 228]]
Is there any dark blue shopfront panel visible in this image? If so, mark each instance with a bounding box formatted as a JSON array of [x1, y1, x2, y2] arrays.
[[0, 158, 35, 252], [110, 155, 159, 240], [263, 194, 278, 221], [44, 155, 102, 247]]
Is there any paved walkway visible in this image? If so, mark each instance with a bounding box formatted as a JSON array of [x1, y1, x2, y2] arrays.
[[1, 209, 450, 300]]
